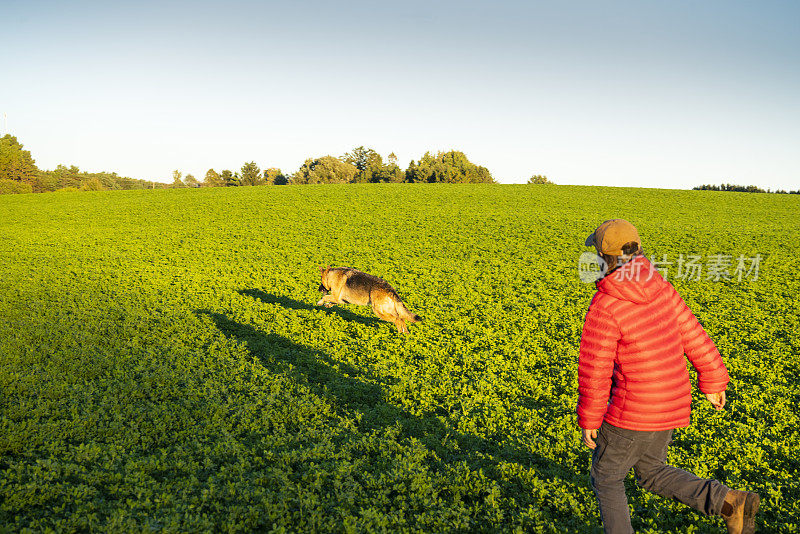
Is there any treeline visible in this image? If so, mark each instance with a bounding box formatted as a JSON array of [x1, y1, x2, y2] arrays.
[[1, 135, 498, 194], [693, 183, 800, 194], [0, 135, 164, 193], [37, 165, 165, 192], [173, 147, 495, 188]]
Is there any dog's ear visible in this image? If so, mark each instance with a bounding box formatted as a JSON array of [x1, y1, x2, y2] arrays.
[[319, 265, 326, 274]]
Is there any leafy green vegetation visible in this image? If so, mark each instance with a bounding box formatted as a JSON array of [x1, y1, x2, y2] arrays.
[[1, 185, 797, 532], [0, 178, 32, 195]]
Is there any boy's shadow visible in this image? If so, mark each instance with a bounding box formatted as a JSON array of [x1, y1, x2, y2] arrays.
[[238, 289, 381, 327], [195, 303, 596, 530]]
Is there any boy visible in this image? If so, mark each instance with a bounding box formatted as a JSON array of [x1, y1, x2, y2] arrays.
[[577, 219, 759, 534]]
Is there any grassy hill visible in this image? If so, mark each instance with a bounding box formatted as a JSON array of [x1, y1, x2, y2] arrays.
[[1, 184, 798, 532]]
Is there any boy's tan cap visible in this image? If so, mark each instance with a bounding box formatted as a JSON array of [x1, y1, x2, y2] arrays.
[[585, 219, 640, 255]]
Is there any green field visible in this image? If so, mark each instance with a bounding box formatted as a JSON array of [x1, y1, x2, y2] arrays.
[[1, 184, 798, 532]]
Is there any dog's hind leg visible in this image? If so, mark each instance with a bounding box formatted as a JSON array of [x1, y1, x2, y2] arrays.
[[373, 311, 396, 329], [371, 307, 402, 333]]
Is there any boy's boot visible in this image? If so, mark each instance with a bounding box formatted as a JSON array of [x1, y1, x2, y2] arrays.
[[721, 489, 760, 534]]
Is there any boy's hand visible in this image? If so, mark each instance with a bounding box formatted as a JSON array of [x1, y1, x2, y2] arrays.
[[705, 391, 726, 410], [581, 428, 599, 449]]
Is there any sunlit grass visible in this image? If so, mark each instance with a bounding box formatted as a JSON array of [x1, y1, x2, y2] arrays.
[[1, 184, 797, 532]]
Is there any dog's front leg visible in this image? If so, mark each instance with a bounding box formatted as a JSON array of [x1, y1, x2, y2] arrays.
[[316, 294, 339, 308]]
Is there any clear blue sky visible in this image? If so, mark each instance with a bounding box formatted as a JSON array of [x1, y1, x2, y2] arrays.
[[2, 0, 798, 188]]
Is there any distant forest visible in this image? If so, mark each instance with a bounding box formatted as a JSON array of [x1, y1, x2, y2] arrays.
[[14, 134, 796, 195], [693, 183, 799, 194], [1, 135, 504, 194]]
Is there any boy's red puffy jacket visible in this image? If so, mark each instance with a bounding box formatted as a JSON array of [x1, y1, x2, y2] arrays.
[[577, 256, 729, 431]]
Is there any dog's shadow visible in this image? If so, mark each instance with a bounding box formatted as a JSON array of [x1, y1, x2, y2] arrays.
[[238, 289, 381, 327], [194, 307, 598, 531]]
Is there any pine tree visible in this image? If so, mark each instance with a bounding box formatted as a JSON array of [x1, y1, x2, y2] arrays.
[[0, 135, 39, 185]]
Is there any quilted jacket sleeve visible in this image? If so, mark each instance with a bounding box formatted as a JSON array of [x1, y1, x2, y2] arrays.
[[576, 295, 620, 430], [669, 286, 730, 394]]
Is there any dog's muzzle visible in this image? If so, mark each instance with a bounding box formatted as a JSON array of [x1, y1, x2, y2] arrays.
[[318, 283, 327, 293]]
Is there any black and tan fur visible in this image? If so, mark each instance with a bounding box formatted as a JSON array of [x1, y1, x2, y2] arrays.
[[316, 266, 422, 333]]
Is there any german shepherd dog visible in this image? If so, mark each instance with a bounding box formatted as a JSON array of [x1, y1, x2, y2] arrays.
[[317, 266, 422, 333]]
